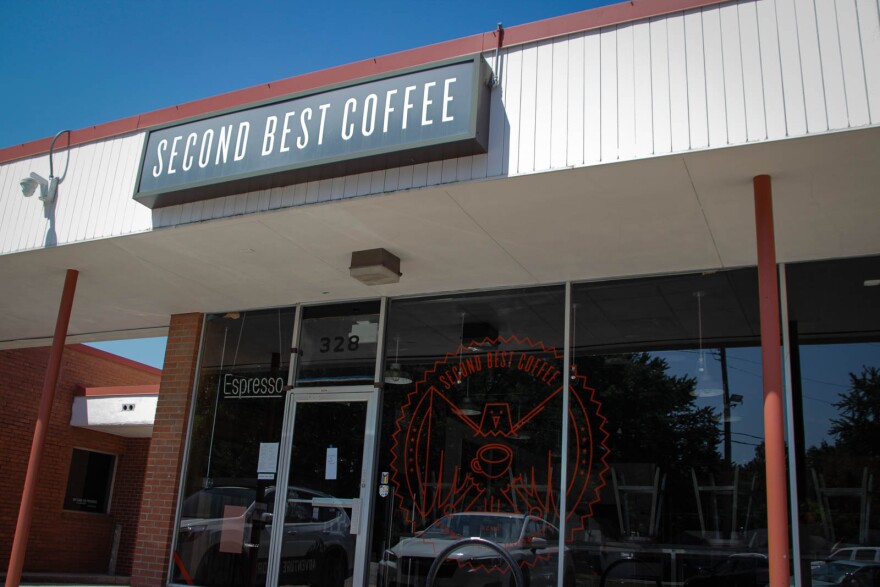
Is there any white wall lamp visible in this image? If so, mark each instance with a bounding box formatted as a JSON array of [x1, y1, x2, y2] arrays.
[[349, 248, 402, 285], [20, 130, 71, 206]]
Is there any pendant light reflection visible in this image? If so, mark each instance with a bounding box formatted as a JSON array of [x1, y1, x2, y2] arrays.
[[693, 291, 723, 398], [385, 338, 412, 385], [459, 386, 481, 416], [458, 312, 481, 416]]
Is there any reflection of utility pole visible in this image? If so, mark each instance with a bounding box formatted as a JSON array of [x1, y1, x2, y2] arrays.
[[720, 347, 731, 466]]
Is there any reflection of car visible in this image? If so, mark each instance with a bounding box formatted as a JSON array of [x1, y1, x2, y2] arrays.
[[812, 547, 880, 572], [806, 560, 880, 586], [377, 512, 575, 587], [174, 486, 354, 587], [828, 547, 880, 564], [684, 553, 769, 587]]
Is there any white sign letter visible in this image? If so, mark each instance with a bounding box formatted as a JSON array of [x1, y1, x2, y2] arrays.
[[152, 139, 168, 177], [402, 85, 417, 130], [342, 98, 357, 140], [280, 111, 296, 153], [298, 108, 312, 149], [422, 81, 436, 126], [442, 78, 456, 122], [234, 121, 250, 161], [262, 116, 278, 156], [383, 89, 397, 133]]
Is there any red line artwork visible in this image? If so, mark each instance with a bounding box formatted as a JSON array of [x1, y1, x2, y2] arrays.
[[389, 335, 610, 552]]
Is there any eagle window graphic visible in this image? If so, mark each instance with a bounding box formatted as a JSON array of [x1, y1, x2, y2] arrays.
[[385, 336, 609, 584]]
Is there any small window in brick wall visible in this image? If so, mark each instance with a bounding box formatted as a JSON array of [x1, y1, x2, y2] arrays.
[[63, 448, 116, 513]]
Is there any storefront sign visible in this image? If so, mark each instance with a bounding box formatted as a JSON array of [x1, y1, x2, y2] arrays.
[[135, 56, 492, 208], [221, 372, 286, 399]]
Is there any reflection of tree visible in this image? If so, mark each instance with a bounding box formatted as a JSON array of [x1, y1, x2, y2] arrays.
[[829, 366, 880, 459], [575, 352, 725, 542], [806, 365, 880, 479], [803, 366, 879, 545], [577, 353, 722, 477]]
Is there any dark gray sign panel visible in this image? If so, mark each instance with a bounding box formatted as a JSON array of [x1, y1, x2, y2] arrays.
[[135, 57, 491, 208]]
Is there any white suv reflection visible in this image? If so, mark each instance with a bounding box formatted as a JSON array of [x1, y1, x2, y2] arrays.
[[377, 512, 575, 587]]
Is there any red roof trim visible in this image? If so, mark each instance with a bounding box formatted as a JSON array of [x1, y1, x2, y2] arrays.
[[76, 384, 160, 397], [0, 0, 728, 165], [68, 344, 162, 377]]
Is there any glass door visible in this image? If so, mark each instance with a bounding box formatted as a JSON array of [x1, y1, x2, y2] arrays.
[[269, 388, 378, 587]]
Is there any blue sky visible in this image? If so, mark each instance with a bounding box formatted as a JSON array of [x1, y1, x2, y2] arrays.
[[1, 0, 614, 368], [1, 0, 611, 148]]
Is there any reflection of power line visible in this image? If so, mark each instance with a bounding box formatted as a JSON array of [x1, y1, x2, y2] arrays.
[[732, 432, 764, 441], [799, 377, 849, 390], [679, 348, 856, 392], [802, 394, 836, 406], [731, 439, 762, 447], [726, 364, 763, 380]]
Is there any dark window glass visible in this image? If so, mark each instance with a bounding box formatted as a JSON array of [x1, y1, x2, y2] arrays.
[[570, 269, 766, 586], [786, 255, 880, 580], [370, 286, 566, 587], [174, 307, 294, 587], [296, 301, 381, 387], [63, 449, 116, 513]]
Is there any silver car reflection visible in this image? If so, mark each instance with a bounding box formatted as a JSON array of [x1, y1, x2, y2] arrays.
[[175, 486, 354, 587], [377, 512, 575, 587]]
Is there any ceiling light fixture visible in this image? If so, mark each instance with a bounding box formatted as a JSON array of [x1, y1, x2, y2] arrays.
[[349, 248, 402, 285], [694, 291, 723, 398], [457, 312, 481, 416], [385, 338, 412, 385]]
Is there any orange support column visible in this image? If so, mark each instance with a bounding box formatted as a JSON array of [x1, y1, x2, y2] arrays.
[[754, 175, 791, 586], [5, 269, 78, 587]]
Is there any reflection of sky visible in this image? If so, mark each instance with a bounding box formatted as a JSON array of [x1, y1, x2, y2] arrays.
[[797, 342, 880, 451], [653, 348, 765, 465], [653, 343, 880, 464]]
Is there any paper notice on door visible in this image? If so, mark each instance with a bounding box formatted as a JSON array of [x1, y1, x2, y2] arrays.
[[257, 442, 279, 480], [325, 446, 338, 480]]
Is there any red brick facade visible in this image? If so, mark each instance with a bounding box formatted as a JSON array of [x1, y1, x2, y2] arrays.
[[0, 344, 161, 576], [131, 313, 203, 587]]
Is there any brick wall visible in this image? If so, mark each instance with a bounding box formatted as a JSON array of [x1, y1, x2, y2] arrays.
[[131, 313, 203, 587], [0, 344, 161, 576]]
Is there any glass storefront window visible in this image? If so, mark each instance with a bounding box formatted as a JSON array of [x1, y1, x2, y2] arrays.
[[170, 259, 879, 587], [371, 287, 567, 587], [296, 301, 381, 387], [570, 270, 766, 586], [173, 308, 295, 587], [786, 255, 880, 582]]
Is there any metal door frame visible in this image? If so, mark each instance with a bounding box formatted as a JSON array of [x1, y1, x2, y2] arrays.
[[267, 386, 378, 587], [266, 298, 387, 587]]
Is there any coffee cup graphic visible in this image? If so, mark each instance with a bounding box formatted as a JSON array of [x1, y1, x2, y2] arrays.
[[471, 444, 514, 479]]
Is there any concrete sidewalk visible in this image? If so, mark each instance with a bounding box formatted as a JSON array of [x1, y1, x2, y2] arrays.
[[3, 573, 129, 587]]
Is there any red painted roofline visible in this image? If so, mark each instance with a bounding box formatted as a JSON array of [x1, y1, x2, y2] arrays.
[[76, 384, 160, 397], [0, 0, 727, 165], [68, 343, 162, 377]]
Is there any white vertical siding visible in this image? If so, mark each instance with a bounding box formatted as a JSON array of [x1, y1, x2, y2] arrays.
[[858, 0, 880, 123], [2, 0, 879, 254], [651, 17, 673, 155], [0, 134, 150, 254], [583, 31, 603, 164]]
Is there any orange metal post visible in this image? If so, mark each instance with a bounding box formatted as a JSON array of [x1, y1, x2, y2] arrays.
[[753, 176, 791, 586], [5, 269, 79, 587]]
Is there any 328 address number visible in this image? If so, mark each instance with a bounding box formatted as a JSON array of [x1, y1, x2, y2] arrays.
[[319, 335, 360, 353]]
